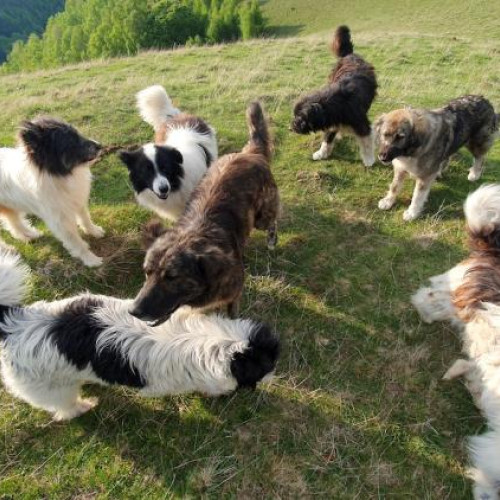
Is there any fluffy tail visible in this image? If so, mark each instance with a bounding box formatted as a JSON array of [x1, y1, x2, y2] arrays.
[[244, 101, 272, 161], [136, 85, 180, 131], [464, 184, 500, 253], [331, 25, 353, 57], [0, 250, 29, 337], [230, 323, 280, 389]]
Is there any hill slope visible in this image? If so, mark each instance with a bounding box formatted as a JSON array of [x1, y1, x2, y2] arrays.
[[263, 0, 500, 37], [0, 2, 499, 498], [0, 0, 63, 62]]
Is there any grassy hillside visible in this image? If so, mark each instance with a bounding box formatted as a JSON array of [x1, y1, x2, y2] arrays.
[[0, 1, 499, 498], [262, 0, 500, 37]]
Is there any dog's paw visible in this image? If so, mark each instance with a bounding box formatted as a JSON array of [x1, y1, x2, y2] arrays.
[[468, 169, 481, 182], [82, 253, 103, 267], [312, 149, 328, 161], [361, 154, 375, 167], [24, 228, 42, 241], [443, 359, 473, 380], [53, 397, 99, 421], [378, 197, 395, 210], [88, 225, 105, 238], [403, 208, 420, 221]]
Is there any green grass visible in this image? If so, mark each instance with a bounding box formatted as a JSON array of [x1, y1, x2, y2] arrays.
[[0, 1, 499, 498]]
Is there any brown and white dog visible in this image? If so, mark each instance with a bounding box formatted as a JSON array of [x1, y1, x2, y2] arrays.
[[376, 95, 499, 221], [412, 184, 500, 499], [129, 101, 280, 326], [291, 25, 377, 166]]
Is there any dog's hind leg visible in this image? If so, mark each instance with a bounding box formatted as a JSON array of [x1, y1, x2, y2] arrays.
[[44, 215, 102, 267], [356, 133, 375, 167], [76, 207, 105, 238], [467, 126, 495, 181], [0, 207, 41, 241], [255, 188, 280, 250], [6, 376, 97, 421], [312, 129, 337, 161]]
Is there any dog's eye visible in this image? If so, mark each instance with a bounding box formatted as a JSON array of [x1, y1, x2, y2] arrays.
[[395, 133, 405, 140]]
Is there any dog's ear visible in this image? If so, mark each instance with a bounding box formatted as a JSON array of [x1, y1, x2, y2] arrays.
[[142, 219, 168, 250], [118, 149, 141, 169], [18, 120, 41, 149], [171, 148, 183, 166], [374, 114, 385, 136]]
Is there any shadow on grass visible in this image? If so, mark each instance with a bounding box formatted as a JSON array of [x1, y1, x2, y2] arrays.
[[0, 191, 479, 497]]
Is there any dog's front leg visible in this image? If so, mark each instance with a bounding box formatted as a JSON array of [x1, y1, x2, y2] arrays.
[[76, 207, 105, 238], [45, 216, 102, 267], [378, 166, 407, 210], [312, 129, 337, 161], [403, 174, 437, 221]]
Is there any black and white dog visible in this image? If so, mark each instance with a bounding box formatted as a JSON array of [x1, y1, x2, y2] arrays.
[[0, 117, 104, 266], [119, 85, 218, 221], [291, 26, 377, 166], [0, 250, 279, 421]]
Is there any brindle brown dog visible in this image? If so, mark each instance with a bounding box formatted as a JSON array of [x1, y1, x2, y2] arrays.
[[129, 101, 279, 325], [376, 95, 499, 221]]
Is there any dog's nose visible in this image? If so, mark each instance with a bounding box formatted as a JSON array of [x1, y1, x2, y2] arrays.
[[158, 184, 169, 195], [129, 303, 154, 321]]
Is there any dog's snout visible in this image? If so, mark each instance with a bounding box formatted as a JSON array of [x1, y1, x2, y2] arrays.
[[129, 303, 153, 321], [158, 184, 170, 195]]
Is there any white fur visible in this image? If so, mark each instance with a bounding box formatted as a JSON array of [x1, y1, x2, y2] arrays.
[[412, 186, 500, 497], [135, 86, 218, 221], [464, 184, 500, 235], [0, 251, 268, 421], [136, 85, 180, 130], [0, 147, 103, 266]]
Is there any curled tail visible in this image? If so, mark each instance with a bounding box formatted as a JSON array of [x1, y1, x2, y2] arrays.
[[464, 184, 500, 253], [136, 85, 180, 131], [331, 25, 353, 58], [244, 101, 272, 161]]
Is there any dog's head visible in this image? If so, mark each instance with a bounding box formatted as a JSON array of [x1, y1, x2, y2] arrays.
[[129, 235, 231, 326], [18, 117, 102, 176], [118, 144, 184, 200], [291, 97, 326, 134], [374, 109, 421, 164], [230, 323, 280, 390]]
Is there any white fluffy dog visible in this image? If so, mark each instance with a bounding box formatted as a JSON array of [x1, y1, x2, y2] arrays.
[[412, 184, 500, 499], [119, 85, 218, 221], [0, 117, 104, 266], [0, 251, 279, 421]]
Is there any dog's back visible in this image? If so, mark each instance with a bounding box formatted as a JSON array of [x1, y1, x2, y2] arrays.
[[438, 95, 497, 155]]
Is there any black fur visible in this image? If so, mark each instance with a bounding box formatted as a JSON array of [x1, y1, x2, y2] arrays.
[[230, 323, 280, 390], [291, 29, 377, 138], [0, 304, 14, 339], [332, 25, 353, 57], [118, 145, 184, 199], [18, 117, 101, 176], [47, 297, 146, 387]]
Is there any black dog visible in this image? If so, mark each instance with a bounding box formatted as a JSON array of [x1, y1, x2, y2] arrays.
[[291, 25, 378, 166]]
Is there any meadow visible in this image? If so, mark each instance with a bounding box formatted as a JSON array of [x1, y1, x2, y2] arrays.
[[0, 0, 500, 497]]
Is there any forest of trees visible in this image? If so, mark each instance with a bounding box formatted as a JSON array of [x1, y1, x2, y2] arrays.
[[0, 0, 64, 62], [3, 0, 266, 73]]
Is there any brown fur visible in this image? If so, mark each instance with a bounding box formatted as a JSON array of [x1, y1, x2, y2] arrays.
[[453, 226, 500, 321], [154, 113, 212, 145], [130, 102, 280, 325]]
